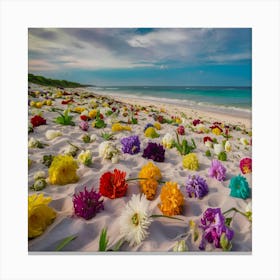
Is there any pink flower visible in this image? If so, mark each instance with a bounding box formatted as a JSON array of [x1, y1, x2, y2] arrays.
[[239, 158, 252, 174]]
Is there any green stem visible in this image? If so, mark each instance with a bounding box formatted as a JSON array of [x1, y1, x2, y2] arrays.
[[125, 177, 148, 182], [67, 141, 81, 150], [223, 207, 247, 218], [150, 214, 184, 221]]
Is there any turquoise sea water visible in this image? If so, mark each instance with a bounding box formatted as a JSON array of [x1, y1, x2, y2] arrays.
[[89, 86, 252, 114]]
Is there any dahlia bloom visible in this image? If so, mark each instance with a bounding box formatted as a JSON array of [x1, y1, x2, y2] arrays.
[[48, 154, 79, 185], [229, 175, 250, 199], [182, 153, 199, 171], [158, 182, 184, 216], [98, 141, 120, 163], [142, 142, 165, 162], [119, 194, 152, 247], [111, 123, 131, 132], [186, 175, 209, 199], [45, 130, 62, 140], [199, 208, 234, 250], [240, 158, 252, 174], [162, 133, 174, 149], [208, 159, 226, 181], [99, 169, 128, 199], [177, 125, 185, 135], [144, 127, 160, 138], [138, 162, 162, 200], [121, 135, 140, 155], [79, 120, 89, 131], [28, 194, 56, 238], [77, 150, 93, 166], [73, 187, 104, 220], [30, 115, 47, 127]]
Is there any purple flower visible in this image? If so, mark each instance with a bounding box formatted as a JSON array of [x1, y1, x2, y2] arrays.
[[121, 135, 140, 155], [186, 175, 209, 199], [79, 121, 89, 131], [142, 142, 165, 162], [143, 123, 154, 132], [73, 187, 104, 220], [208, 159, 226, 181], [199, 208, 234, 250]]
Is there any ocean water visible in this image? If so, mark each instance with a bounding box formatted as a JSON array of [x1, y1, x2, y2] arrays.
[[89, 86, 252, 115]]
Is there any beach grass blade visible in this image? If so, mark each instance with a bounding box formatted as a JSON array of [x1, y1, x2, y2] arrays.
[[98, 228, 109, 251], [55, 235, 77, 251]]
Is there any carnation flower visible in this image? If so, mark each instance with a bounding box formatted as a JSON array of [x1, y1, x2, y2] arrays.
[[213, 143, 224, 155], [121, 135, 140, 155], [79, 120, 89, 131], [182, 153, 199, 171], [111, 123, 131, 132], [73, 187, 104, 220], [98, 141, 120, 163], [208, 159, 226, 181], [185, 175, 209, 199], [142, 142, 165, 162], [162, 133, 174, 149], [177, 125, 185, 135], [119, 194, 152, 247], [138, 162, 162, 200], [199, 208, 234, 250], [45, 130, 62, 140], [48, 154, 79, 185], [158, 182, 184, 216], [229, 175, 250, 199], [99, 169, 128, 199], [144, 127, 160, 138], [224, 141, 232, 152], [30, 115, 46, 127], [77, 150, 93, 166], [240, 158, 252, 174], [28, 194, 56, 238]]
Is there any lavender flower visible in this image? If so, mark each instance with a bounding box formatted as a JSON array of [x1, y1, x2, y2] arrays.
[[121, 135, 141, 155], [143, 123, 154, 132], [79, 121, 89, 131], [199, 208, 234, 250], [73, 187, 104, 220], [186, 175, 209, 199], [142, 142, 165, 162], [208, 159, 226, 181]]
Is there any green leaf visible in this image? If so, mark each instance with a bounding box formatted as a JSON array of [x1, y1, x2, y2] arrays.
[[220, 233, 232, 251], [95, 119, 106, 128], [98, 228, 109, 252], [225, 217, 232, 227], [150, 214, 184, 221], [112, 239, 124, 251], [55, 235, 77, 251]]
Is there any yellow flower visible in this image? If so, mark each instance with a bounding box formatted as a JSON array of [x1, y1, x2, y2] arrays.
[[158, 182, 184, 216], [35, 102, 43, 108], [182, 153, 199, 170], [28, 194, 56, 238], [138, 162, 162, 200], [102, 102, 109, 107], [212, 127, 222, 135], [48, 154, 79, 185], [153, 122, 161, 130], [88, 109, 98, 119], [46, 100, 52, 106], [111, 123, 131, 132], [30, 101, 36, 107], [144, 127, 159, 138], [74, 107, 86, 114]]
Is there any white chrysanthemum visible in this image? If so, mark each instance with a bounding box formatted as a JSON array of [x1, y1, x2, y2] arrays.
[[34, 171, 46, 180], [77, 150, 92, 166], [28, 137, 38, 148], [213, 143, 224, 155], [98, 141, 119, 161], [240, 137, 249, 145], [224, 141, 232, 152], [162, 133, 174, 149], [45, 130, 62, 140], [119, 194, 152, 247]]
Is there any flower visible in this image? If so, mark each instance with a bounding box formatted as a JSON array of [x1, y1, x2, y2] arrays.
[[229, 175, 250, 199], [73, 187, 104, 220], [138, 162, 162, 200], [196, 123, 207, 133], [142, 142, 165, 162], [185, 175, 209, 199], [213, 143, 224, 155], [158, 182, 184, 216], [31, 178, 47, 191], [79, 120, 89, 131], [98, 141, 120, 163], [162, 133, 174, 149], [30, 115, 46, 127], [203, 136, 213, 148], [153, 122, 161, 130], [99, 169, 128, 199], [177, 125, 185, 135], [143, 123, 154, 132], [182, 153, 199, 171], [173, 240, 188, 252], [211, 125, 223, 135], [111, 123, 131, 132], [240, 137, 249, 145], [224, 141, 231, 152], [28, 137, 44, 148], [64, 144, 79, 157], [240, 158, 252, 174], [88, 109, 98, 119], [245, 201, 252, 222], [45, 130, 62, 140], [34, 171, 46, 180], [119, 194, 152, 247], [193, 119, 201, 126], [199, 208, 234, 250], [121, 135, 141, 155], [208, 159, 226, 181], [28, 194, 56, 238], [48, 154, 79, 185], [77, 150, 93, 166], [144, 127, 160, 138]]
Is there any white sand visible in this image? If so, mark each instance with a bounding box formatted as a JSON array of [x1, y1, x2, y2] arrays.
[[28, 84, 252, 252]]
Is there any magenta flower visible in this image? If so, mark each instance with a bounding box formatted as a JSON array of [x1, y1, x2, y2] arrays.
[[208, 159, 226, 181], [79, 121, 89, 131], [73, 187, 104, 220], [177, 125, 185, 135], [142, 142, 165, 162]]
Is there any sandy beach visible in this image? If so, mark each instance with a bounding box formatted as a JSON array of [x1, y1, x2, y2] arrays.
[[28, 83, 252, 253]]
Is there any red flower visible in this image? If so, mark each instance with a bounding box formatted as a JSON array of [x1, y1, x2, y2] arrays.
[[99, 169, 128, 199], [157, 115, 164, 124], [240, 158, 252, 174], [61, 99, 74, 105], [99, 113, 104, 120], [177, 125, 185, 135], [80, 115, 88, 121], [203, 136, 213, 144], [193, 119, 201, 126], [30, 115, 46, 127]]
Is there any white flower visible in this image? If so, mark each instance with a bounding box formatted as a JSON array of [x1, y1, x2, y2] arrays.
[[224, 141, 231, 152], [111, 155, 119, 164], [214, 143, 224, 155], [34, 171, 46, 180], [28, 137, 38, 148], [64, 144, 79, 156], [240, 137, 249, 145], [77, 150, 93, 166], [119, 194, 152, 247], [90, 134, 98, 142], [98, 141, 119, 162], [162, 133, 174, 149], [196, 123, 206, 133], [173, 240, 188, 252], [80, 110, 89, 116], [205, 140, 213, 148], [45, 130, 62, 140]]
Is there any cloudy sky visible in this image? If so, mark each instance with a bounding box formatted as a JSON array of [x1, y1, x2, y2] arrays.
[[28, 28, 252, 86]]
